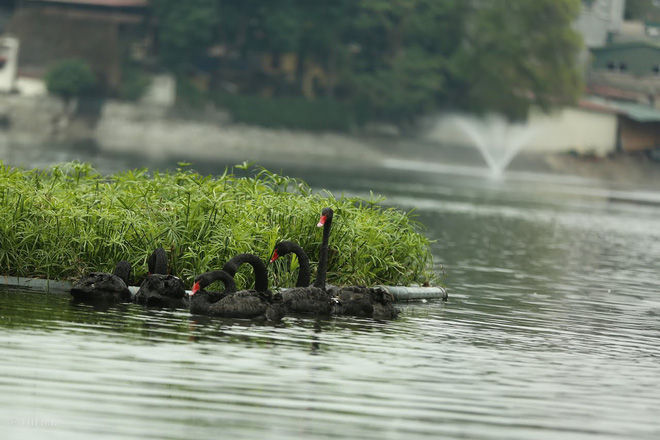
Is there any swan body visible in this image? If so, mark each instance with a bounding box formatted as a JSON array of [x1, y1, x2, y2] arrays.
[[303, 207, 400, 320], [70, 260, 132, 303], [134, 274, 187, 308], [204, 289, 280, 320], [191, 253, 284, 321], [188, 270, 236, 315], [280, 285, 334, 315], [134, 248, 187, 308], [329, 285, 399, 320], [271, 239, 333, 315]]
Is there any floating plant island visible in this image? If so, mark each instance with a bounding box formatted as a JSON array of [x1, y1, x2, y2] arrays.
[[0, 162, 438, 293]]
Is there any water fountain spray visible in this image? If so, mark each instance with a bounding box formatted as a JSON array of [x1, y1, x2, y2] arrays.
[[453, 114, 536, 178]]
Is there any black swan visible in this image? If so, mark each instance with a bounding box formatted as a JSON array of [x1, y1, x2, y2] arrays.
[[70, 260, 132, 303], [328, 285, 399, 320], [189, 253, 284, 321], [311, 207, 399, 320], [188, 269, 236, 315], [270, 239, 334, 315], [134, 247, 187, 308]]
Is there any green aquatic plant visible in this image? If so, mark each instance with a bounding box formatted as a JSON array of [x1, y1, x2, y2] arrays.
[[0, 161, 436, 288]]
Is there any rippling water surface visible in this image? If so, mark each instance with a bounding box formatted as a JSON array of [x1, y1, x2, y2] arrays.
[[2, 163, 660, 439]]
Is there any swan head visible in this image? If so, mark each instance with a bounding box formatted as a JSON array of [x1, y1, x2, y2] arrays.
[[270, 241, 298, 263], [190, 281, 201, 296], [317, 207, 333, 227], [190, 270, 236, 296]]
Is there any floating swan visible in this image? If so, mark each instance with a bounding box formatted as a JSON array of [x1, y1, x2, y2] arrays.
[[188, 269, 236, 315], [269, 209, 335, 315], [312, 207, 399, 320], [134, 248, 186, 308], [190, 253, 284, 321], [70, 260, 132, 303]]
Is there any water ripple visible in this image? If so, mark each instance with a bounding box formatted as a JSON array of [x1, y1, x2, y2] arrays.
[[3, 169, 660, 439]]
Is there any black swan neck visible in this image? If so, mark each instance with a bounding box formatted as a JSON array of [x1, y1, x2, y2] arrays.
[[222, 253, 269, 292], [314, 211, 333, 289], [278, 241, 311, 287], [197, 270, 236, 292], [113, 261, 132, 285], [149, 248, 168, 274]]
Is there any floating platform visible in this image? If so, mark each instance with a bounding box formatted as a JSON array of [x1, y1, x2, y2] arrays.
[[1, 275, 447, 302]]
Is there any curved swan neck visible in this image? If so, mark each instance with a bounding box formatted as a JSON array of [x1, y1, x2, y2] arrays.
[[222, 253, 269, 292], [196, 270, 236, 292], [314, 209, 333, 289], [277, 241, 311, 287]]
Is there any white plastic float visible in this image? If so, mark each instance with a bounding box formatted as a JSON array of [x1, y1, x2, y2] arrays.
[[1, 275, 447, 301]]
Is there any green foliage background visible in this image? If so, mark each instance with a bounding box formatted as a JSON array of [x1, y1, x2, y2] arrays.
[[151, 0, 584, 123], [0, 162, 435, 289], [45, 59, 96, 101]]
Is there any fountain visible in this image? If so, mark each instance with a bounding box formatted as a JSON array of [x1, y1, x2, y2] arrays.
[[452, 114, 536, 178]]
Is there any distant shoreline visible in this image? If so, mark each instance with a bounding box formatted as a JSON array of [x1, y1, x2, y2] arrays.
[[1, 95, 659, 188]]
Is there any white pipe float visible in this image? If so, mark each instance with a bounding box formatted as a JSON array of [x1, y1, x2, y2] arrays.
[[1, 275, 447, 302], [375, 285, 447, 301]]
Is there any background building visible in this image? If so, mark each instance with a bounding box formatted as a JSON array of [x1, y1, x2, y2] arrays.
[[577, 0, 660, 153], [6, 0, 150, 91]]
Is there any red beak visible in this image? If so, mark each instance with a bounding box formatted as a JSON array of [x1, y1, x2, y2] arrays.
[[317, 215, 327, 227], [190, 281, 200, 295], [270, 250, 279, 263]]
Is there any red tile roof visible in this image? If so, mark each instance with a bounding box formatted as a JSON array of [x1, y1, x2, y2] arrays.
[[586, 84, 641, 101], [578, 99, 620, 114]]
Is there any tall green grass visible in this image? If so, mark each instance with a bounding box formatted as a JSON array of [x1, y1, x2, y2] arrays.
[[0, 161, 436, 289]]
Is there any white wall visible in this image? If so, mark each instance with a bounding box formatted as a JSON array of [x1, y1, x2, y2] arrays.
[[575, 0, 626, 48], [423, 107, 618, 157], [526, 107, 617, 155], [140, 74, 176, 107], [0, 36, 18, 93], [16, 77, 47, 96]]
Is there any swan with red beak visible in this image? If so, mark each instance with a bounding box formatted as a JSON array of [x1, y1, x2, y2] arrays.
[[189, 253, 284, 320], [268, 208, 335, 315], [317, 212, 328, 228], [270, 208, 331, 264]]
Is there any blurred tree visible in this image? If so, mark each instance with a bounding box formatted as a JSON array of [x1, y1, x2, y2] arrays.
[[294, 1, 355, 97], [151, 0, 219, 69], [214, 0, 354, 95], [150, 0, 584, 124], [346, 0, 468, 123], [453, 0, 583, 120], [342, 0, 582, 122], [45, 59, 96, 103], [215, 0, 310, 57]]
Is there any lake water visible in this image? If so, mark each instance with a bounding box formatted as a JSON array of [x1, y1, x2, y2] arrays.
[[1, 157, 660, 439]]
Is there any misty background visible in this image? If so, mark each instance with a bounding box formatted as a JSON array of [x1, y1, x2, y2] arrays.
[[0, 0, 658, 184]]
